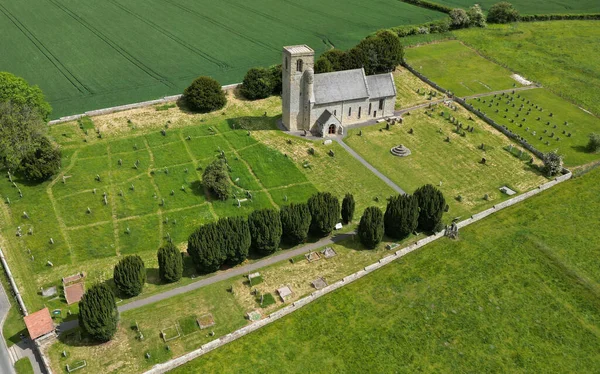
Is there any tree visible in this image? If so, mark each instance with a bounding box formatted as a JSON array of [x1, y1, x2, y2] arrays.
[[314, 57, 333, 74], [0, 72, 52, 120], [202, 159, 230, 200], [587, 133, 600, 153], [341, 193, 356, 224], [449, 8, 471, 29], [240, 68, 273, 100], [307, 192, 340, 237], [542, 151, 563, 177], [187, 223, 226, 273], [468, 4, 487, 27], [0, 102, 47, 170], [157, 243, 183, 283], [384, 194, 419, 239], [269, 65, 283, 96], [183, 76, 227, 113], [372, 30, 404, 72], [19, 136, 61, 181], [248, 208, 282, 255], [413, 184, 446, 232], [221, 216, 251, 264], [113, 255, 146, 297], [357, 206, 384, 249], [78, 283, 118, 342], [318, 49, 347, 71], [487, 2, 519, 24], [280, 203, 311, 245]]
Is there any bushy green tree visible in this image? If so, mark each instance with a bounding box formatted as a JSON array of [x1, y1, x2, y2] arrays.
[[357, 206, 384, 249], [468, 4, 487, 27], [249, 208, 282, 255], [221, 216, 251, 264], [157, 243, 183, 283], [0, 102, 47, 170], [280, 203, 311, 245], [341, 193, 356, 224], [384, 194, 419, 239], [202, 159, 230, 200], [317, 49, 347, 72], [19, 137, 61, 181], [269, 65, 283, 96], [487, 2, 519, 24], [307, 192, 340, 237], [0, 72, 51, 120], [314, 58, 333, 74], [587, 133, 600, 153], [542, 151, 563, 177], [183, 76, 227, 113], [449, 8, 471, 29], [78, 283, 118, 342], [413, 184, 446, 232], [187, 223, 227, 273], [240, 68, 273, 100], [113, 255, 146, 297]]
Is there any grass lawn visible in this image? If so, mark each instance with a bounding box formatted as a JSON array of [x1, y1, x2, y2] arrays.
[[393, 66, 444, 110], [467, 88, 600, 167], [456, 21, 600, 116], [344, 104, 547, 218], [404, 40, 522, 96], [170, 168, 600, 373], [14, 357, 34, 374], [428, 0, 600, 14]]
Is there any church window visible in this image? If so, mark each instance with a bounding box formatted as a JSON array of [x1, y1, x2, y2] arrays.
[[368, 103, 372, 115], [379, 99, 384, 110], [334, 110, 337, 116], [297, 59, 303, 72], [285, 57, 288, 70], [358, 107, 362, 119], [348, 107, 352, 117]]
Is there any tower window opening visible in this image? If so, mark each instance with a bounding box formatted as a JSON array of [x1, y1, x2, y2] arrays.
[[297, 59, 303, 72]]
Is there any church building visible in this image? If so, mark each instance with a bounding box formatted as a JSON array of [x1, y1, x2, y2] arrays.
[[281, 45, 397, 137]]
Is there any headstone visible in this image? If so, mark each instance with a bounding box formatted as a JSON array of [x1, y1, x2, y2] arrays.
[[49, 238, 54, 244]]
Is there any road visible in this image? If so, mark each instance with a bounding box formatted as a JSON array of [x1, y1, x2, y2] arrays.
[[0, 283, 16, 374]]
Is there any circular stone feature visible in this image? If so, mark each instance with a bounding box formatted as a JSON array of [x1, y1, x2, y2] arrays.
[[390, 144, 411, 157]]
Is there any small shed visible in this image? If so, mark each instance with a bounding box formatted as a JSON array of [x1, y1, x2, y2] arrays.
[[24, 308, 54, 340]]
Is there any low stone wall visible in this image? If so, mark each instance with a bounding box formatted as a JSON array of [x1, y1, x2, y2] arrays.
[[48, 83, 241, 125], [0, 247, 27, 315]]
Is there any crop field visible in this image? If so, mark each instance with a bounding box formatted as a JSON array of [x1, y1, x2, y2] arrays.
[[467, 88, 600, 166], [404, 40, 522, 97], [456, 21, 600, 116], [0, 0, 443, 118], [427, 0, 600, 14], [171, 168, 600, 373], [344, 104, 547, 218], [0, 95, 396, 313]]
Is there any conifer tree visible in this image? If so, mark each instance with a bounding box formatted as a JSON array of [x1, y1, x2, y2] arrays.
[[384, 194, 419, 239], [113, 255, 146, 297], [222, 216, 251, 264], [187, 223, 226, 273], [357, 206, 384, 249], [157, 243, 183, 283], [78, 283, 119, 342], [413, 184, 446, 232], [307, 192, 340, 237], [248, 208, 282, 255], [280, 203, 311, 245], [341, 193, 356, 224]]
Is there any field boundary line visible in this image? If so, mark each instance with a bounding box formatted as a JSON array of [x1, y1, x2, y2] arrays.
[[143, 138, 165, 244], [105, 145, 122, 256]]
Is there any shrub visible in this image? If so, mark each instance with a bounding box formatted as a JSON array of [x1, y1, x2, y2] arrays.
[[468, 4, 487, 27], [384, 194, 419, 239], [587, 133, 600, 153], [0, 72, 51, 120], [187, 222, 227, 273], [487, 2, 519, 24], [413, 184, 446, 232], [358, 206, 385, 249], [240, 67, 273, 100], [269, 64, 283, 96], [202, 159, 230, 200], [113, 255, 146, 297], [307, 192, 340, 237], [157, 243, 183, 283], [341, 193, 356, 224], [449, 8, 470, 29], [78, 283, 118, 342], [19, 136, 61, 181], [280, 203, 311, 245], [248, 208, 282, 255], [542, 151, 563, 177], [183, 76, 226, 113], [221, 216, 251, 264]]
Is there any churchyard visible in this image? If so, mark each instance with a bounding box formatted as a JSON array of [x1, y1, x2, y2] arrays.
[[344, 103, 548, 218], [392, 66, 444, 109], [466, 88, 600, 166]]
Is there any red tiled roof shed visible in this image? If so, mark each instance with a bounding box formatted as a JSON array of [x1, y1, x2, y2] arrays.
[[23, 308, 54, 340]]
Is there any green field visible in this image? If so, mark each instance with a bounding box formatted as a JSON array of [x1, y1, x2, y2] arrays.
[[0, 95, 396, 313], [345, 104, 547, 218], [0, 0, 443, 118], [171, 168, 600, 373], [456, 21, 600, 116], [427, 0, 600, 14], [404, 40, 522, 96], [468, 88, 600, 166]]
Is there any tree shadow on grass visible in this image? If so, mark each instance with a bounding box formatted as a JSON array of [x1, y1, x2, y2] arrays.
[[225, 115, 280, 132], [190, 180, 206, 197], [57, 327, 108, 348]]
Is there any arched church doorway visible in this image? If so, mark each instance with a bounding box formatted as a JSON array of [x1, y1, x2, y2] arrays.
[[328, 124, 336, 135]]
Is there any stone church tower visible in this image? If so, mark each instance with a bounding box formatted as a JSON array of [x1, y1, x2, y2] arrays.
[[281, 45, 314, 132]]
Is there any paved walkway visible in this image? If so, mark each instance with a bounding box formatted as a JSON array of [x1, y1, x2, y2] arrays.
[[0, 283, 15, 374], [8, 340, 45, 374]]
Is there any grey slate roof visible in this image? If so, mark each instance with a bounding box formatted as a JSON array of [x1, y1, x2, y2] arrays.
[[313, 69, 369, 105], [366, 73, 396, 99], [316, 109, 341, 125], [313, 69, 396, 105]]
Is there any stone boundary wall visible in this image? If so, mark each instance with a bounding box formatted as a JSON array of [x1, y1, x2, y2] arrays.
[[0, 247, 28, 315], [47, 83, 241, 125], [142, 169, 573, 374], [401, 62, 450, 95]]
